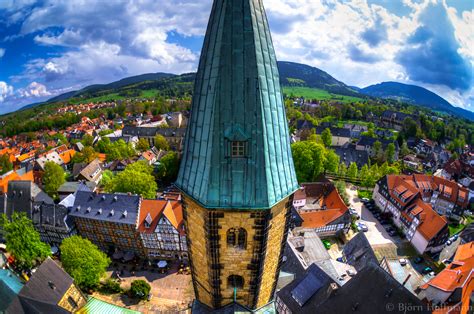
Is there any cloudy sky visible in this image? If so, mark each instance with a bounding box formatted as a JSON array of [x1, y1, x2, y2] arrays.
[[0, 0, 472, 114]]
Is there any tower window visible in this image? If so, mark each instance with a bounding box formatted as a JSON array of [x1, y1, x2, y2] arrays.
[[227, 228, 236, 246], [231, 141, 246, 157], [227, 228, 247, 249], [237, 228, 247, 249], [228, 275, 244, 289]]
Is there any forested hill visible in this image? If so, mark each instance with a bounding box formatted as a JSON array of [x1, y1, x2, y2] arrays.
[[361, 82, 474, 121]]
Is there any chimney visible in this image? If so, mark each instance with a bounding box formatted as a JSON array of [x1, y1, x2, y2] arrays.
[[402, 273, 412, 286], [326, 283, 338, 298], [48, 281, 56, 290]]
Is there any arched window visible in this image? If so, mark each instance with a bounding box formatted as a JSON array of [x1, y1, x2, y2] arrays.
[[228, 275, 244, 289], [227, 228, 247, 249], [237, 228, 247, 249]]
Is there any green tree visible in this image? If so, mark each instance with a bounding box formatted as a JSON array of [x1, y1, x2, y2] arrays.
[[0, 213, 50, 269], [130, 280, 151, 300], [60, 236, 110, 290], [136, 138, 150, 152], [321, 128, 332, 147], [0, 154, 13, 175], [324, 150, 339, 173], [338, 163, 347, 177], [81, 134, 94, 147], [82, 146, 99, 163], [106, 161, 157, 198], [153, 134, 170, 151], [157, 152, 180, 182], [291, 141, 326, 182], [400, 141, 410, 158], [348, 162, 358, 180], [43, 161, 65, 198], [386, 143, 396, 164], [100, 170, 114, 188]]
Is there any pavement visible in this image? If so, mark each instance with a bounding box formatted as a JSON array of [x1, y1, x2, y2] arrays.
[[346, 186, 398, 246], [94, 261, 194, 313]]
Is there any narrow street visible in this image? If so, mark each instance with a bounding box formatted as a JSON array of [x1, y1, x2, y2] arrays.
[[345, 186, 398, 246]]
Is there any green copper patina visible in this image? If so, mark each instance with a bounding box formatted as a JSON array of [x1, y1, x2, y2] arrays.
[[175, 0, 298, 209]]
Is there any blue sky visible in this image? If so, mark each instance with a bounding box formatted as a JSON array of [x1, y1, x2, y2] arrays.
[[0, 0, 472, 114]]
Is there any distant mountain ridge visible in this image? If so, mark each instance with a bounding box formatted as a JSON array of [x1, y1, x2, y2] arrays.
[[277, 61, 361, 97], [14, 61, 473, 121], [360, 82, 474, 121]]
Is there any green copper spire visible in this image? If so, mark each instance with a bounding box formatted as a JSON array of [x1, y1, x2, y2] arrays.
[[175, 0, 298, 209]]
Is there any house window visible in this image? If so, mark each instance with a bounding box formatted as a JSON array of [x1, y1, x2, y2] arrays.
[[231, 141, 246, 157], [228, 275, 244, 289]]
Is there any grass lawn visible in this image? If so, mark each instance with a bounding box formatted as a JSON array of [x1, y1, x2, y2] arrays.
[[357, 190, 372, 200], [282, 86, 363, 103], [448, 216, 473, 236]]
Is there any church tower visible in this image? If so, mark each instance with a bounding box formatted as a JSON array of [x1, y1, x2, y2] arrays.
[[175, 0, 298, 309]]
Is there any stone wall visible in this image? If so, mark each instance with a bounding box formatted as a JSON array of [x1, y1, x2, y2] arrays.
[[182, 197, 214, 307], [183, 195, 291, 309], [255, 198, 290, 308]]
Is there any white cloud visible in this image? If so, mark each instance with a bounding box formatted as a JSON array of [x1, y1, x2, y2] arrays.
[[2, 0, 472, 112], [0, 48, 5, 58], [18, 81, 51, 97], [0, 81, 14, 102]]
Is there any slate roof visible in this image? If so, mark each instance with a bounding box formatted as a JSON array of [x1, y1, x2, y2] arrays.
[[315, 126, 351, 138], [334, 144, 369, 168], [357, 136, 399, 150], [70, 191, 140, 225], [315, 263, 429, 314], [460, 223, 474, 244], [6, 181, 54, 218], [156, 127, 186, 137], [277, 263, 336, 313], [175, 0, 298, 209], [296, 120, 316, 130], [122, 126, 158, 137], [32, 203, 72, 231], [57, 181, 96, 194], [342, 233, 379, 272], [7, 258, 75, 314]]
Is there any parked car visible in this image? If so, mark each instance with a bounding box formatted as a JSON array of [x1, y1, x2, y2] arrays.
[[322, 240, 332, 250], [399, 258, 407, 266], [361, 198, 370, 203], [442, 259, 452, 265], [450, 234, 459, 242], [422, 266, 433, 274], [349, 208, 360, 219], [413, 256, 423, 264], [336, 257, 344, 263], [446, 240, 452, 246], [357, 222, 368, 232], [388, 230, 397, 237]]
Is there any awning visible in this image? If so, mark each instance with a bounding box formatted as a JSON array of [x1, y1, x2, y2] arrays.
[[123, 251, 135, 262], [157, 260, 168, 268], [112, 250, 124, 260]]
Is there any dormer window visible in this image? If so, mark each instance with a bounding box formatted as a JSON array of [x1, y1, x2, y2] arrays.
[[231, 141, 246, 158]]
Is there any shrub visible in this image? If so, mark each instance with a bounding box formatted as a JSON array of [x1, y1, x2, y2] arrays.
[[100, 278, 122, 294], [130, 280, 151, 300]]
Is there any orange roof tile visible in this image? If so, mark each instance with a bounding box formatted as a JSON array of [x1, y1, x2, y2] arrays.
[[454, 242, 474, 262], [299, 207, 347, 229], [59, 149, 76, 164], [422, 256, 473, 293], [416, 201, 447, 241], [163, 201, 184, 234], [138, 199, 168, 233]]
